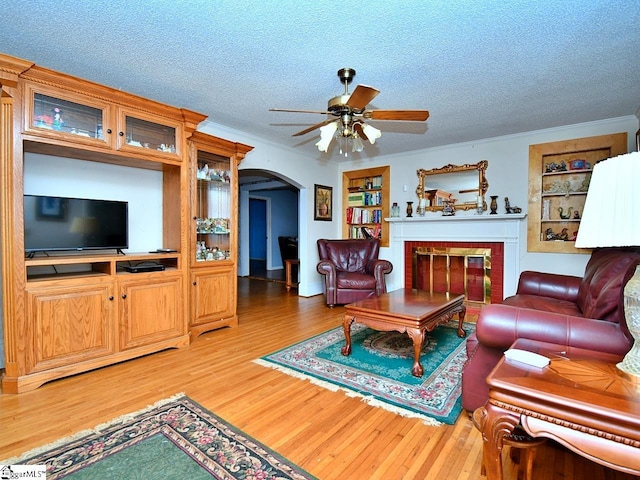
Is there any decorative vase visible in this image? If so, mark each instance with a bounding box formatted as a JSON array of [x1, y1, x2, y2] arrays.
[[490, 196, 498, 215], [617, 265, 640, 376], [406, 201, 413, 217]]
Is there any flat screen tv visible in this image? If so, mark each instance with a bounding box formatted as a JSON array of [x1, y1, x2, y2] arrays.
[[24, 195, 128, 253]]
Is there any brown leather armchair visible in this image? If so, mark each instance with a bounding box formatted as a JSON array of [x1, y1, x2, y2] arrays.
[[316, 238, 393, 307]]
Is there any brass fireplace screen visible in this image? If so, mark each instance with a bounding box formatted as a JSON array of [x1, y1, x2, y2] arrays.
[[412, 247, 491, 305]]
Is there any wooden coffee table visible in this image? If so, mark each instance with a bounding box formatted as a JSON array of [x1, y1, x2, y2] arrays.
[[480, 338, 640, 479], [341, 289, 466, 377]]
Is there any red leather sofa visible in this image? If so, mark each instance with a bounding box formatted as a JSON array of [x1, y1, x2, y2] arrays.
[[462, 247, 640, 412], [316, 238, 393, 307]]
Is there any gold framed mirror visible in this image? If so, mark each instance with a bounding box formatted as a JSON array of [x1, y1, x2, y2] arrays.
[[416, 160, 489, 212]]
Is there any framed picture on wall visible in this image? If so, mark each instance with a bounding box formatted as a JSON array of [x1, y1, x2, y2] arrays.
[[314, 184, 332, 221]]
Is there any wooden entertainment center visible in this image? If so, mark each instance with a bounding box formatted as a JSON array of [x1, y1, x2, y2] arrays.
[[0, 54, 253, 393]]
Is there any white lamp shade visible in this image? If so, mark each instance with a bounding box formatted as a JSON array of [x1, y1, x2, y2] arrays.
[[315, 121, 338, 152], [575, 151, 640, 248], [362, 124, 382, 144]]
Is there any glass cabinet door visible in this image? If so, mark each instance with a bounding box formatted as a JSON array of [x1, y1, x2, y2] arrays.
[[194, 150, 232, 262], [31, 91, 108, 144], [120, 113, 179, 157]]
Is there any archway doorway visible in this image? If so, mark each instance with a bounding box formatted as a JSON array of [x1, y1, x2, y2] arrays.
[[239, 169, 300, 283]]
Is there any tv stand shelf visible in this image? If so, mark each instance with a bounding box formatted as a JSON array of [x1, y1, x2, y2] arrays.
[[27, 270, 110, 283], [25, 253, 180, 283]]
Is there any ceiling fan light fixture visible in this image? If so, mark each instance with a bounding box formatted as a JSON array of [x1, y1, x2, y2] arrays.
[[315, 121, 338, 152], [273, 68, 427, 155], [362, 123, 382, 144]]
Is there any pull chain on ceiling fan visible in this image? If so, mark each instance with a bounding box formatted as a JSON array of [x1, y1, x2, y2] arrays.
[[270, 68, 429, 156]]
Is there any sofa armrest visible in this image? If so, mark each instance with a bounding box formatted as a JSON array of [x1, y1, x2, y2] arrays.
[[476, 304, 631, 355], [516, 271, 582, 302]]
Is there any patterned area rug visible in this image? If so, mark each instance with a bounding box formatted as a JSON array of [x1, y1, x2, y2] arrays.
[[255, 321, 475, 426], [1, 394, 316, 480]]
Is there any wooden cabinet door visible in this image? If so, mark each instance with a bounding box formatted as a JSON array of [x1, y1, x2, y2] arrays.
[[118, 275, 185, 350], [191, 266, 235, 326], [26, 284, 115, 373]]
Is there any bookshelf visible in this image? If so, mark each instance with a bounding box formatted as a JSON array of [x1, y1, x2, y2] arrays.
[[342, 166, 390, 247]]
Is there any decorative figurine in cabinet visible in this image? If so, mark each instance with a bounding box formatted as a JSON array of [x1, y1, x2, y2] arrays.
[[194, 153, 233, 262], [188, 132, 253, 339]]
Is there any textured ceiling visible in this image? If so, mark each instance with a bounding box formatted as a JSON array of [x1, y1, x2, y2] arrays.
[[1, 1, 639, 161]]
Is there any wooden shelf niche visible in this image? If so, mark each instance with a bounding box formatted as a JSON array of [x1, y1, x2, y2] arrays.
[[527, 132, 627, 253], [342, 166, 390, 247]]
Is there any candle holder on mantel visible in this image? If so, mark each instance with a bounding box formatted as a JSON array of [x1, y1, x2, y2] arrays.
[[406, 201, 413, 217]]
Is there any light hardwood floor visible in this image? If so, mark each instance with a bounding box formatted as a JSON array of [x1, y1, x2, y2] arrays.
[[0, 278, 636, 479]]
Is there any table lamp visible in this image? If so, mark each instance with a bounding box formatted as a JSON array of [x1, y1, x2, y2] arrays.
[[575, 150, 640, 376]]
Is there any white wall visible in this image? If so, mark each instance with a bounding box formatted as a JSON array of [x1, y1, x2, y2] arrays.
[[198, 121, 341, 297], [338, 116, 639, 291], [24, 154, 163, 252]]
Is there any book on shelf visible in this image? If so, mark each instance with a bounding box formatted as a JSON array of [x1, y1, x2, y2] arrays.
[[356, 225, 382, 240], [345, 207, 382, 224], [348, 191, 381, 207], [348, 192, 364, 206]]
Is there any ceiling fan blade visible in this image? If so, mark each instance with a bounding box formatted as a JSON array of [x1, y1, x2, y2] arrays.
[[353, 122, 368, 142], [367, 110, 430, 121], [292, 119, 335, 137], [346, 85, 380, 110], [270, 108, 330, 115]]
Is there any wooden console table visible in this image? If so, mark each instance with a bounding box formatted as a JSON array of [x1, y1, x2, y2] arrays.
[[480, 338, 640, 479]]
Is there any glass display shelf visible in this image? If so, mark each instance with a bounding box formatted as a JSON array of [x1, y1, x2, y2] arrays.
[[194, 151, 233, 263], [33, 93, 104, 140]]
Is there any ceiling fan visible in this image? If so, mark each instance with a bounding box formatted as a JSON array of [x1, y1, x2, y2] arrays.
[[270, 68, 430, 155]]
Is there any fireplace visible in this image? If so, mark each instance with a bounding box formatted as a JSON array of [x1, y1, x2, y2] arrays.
[[386, 214, 526, 305], [405, 242, 504, 307]]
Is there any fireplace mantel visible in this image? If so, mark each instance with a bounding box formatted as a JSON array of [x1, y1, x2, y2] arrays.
[[386, 213, 526, 225], [384, 213, 527, 299]]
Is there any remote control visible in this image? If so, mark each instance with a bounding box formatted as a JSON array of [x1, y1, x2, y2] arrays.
[[504, 349, 550, 368]]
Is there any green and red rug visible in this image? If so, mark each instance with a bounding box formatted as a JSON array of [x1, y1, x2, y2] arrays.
[[255, 321, 474, 426], [1, 394, 316, 479]]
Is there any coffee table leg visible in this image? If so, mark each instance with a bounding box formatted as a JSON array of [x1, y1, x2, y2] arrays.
[[407, 328, 425, 377], [457, 304, 467, 338], [341, 314, 355, 356]]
